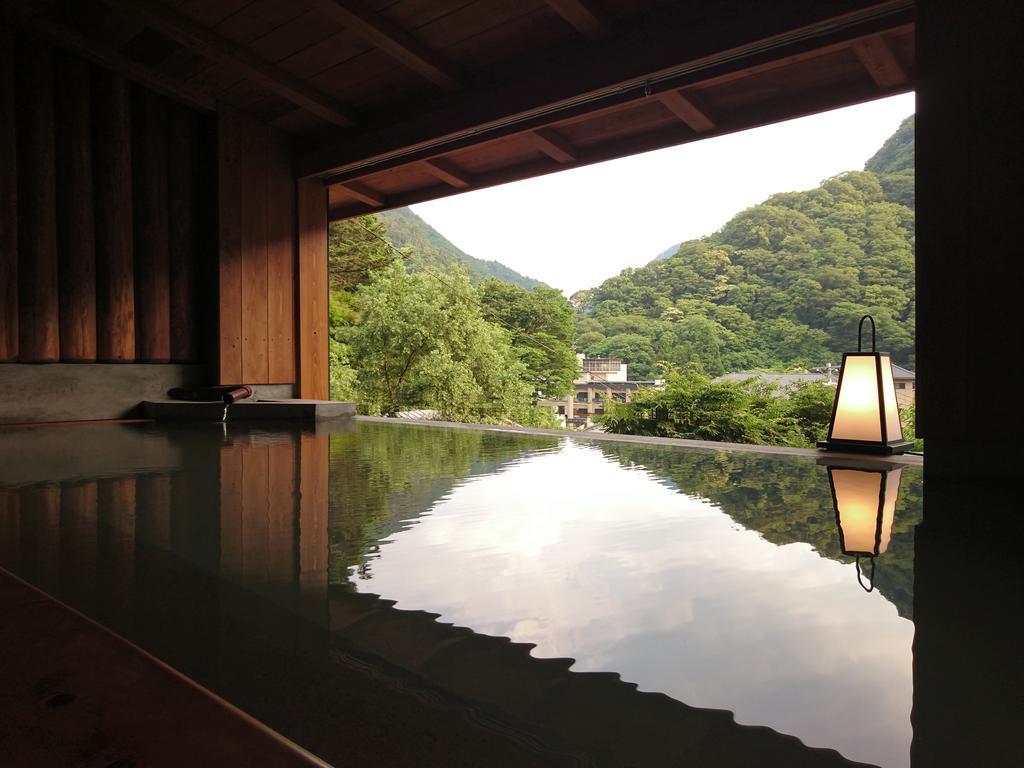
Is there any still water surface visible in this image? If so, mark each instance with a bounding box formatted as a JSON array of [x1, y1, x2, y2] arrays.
[[0, 421, 921, 767], [330, 425, 919, 768]]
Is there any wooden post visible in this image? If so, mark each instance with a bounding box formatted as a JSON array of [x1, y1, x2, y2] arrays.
[[217, 106, 243, 384], [15, 41, 59, 361], [93, 70, 135, 361], [55, 54, 97, 361], [0, 32, 17, 361], [297, 178, 328, 400], [267, 136, 296, 384], [132, 88, 171, 362], [168, 104, 199, 362], [240, 119, 269, 384]]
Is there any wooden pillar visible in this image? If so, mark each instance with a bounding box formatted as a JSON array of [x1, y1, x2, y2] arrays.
[[297, 179, 328, 400], [0, 32, 17, 361], [54, 54, 97, 362], [93, 70, 135, 361], [217, 106, 243, 384], [267, 139, 296, 384], [15, 42, 59, 362], [917, 0, 1024, 481], [168, 105, 200, 362], [240, 120, 269, 384], [132, 88, 171, 362]]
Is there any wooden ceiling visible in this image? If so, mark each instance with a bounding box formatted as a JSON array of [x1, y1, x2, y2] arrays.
[[3, 0, 915, 220]]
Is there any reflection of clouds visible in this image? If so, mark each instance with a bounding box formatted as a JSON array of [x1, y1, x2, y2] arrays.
[[361, 441, 913, 768]]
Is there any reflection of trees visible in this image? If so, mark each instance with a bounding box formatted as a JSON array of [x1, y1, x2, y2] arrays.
[[594, 444, 922, 619], [327, 424, 559, 586]]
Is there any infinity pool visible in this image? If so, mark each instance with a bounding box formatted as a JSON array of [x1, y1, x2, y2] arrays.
[[0, 420, 921, 767]]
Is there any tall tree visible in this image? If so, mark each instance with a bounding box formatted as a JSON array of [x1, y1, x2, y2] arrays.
[[477, 279, 578, 399]]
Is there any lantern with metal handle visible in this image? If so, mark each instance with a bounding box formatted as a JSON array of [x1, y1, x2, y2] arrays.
[[817, 315, 912, 455], [822, 460, 903, 592]]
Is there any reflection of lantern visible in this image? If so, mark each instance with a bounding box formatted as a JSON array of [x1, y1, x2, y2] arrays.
[[818, 315, 912, 455], [824, 460, 903, 592]]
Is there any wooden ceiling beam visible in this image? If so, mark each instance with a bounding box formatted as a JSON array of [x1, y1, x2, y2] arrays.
[[300, 2, 913, 179], [851, 34, 908, 88], [305, 0, 463, 91], [544, 0, 611, 41], [101, 0, 356, 127], [337, 181, 386, 207], [328, 75, 895, 221], [1, 5, 215, 113], [529, 128, 577, 163], [656, 89, 716, 133], [421, 157, 472, 188]]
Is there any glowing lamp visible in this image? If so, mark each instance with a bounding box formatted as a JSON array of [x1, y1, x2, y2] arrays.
[[818, 315, 911, 455], [822, 460, 903, 592]]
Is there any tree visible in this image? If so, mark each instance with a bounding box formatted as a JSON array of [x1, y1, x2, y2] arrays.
[[328, 215, 397, 292], [349, 263, 550, 425], [477, 279, 578, 399], [599, 370, 831, 448]]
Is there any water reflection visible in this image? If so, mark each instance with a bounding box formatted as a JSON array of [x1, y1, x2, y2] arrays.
[[342, 436, 918, 768], [0, 421, 928, 767]]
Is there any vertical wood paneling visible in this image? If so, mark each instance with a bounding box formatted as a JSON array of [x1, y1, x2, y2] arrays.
[[218, 107, 243, 383], [168, 105, 200, 362], [241, 443, 270, 583], [55, 54, 97, 361], [15, 42, 59, 361], [0, 33, 17, 361], [132, 88, 171, 362], [267, 438, 297, 586], [240, 119, 269, 383], [93, 70, 135, 361], [297, 179, 328, 400], [219, 442, 244, 580], [267, 134, 296, 383], [298, 433, 328, 603]]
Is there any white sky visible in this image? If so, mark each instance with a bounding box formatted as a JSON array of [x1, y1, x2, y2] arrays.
[[411, 92, 915, 296]]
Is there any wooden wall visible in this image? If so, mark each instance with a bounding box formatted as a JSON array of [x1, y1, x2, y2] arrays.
[[217, 108, 296, 386], [0, 36, 214, 365]]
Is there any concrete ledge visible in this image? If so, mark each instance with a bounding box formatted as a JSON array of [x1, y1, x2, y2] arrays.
[[356, 415, 924, 467], [0, 363, 205, 424], [144, 399, 356, 422]]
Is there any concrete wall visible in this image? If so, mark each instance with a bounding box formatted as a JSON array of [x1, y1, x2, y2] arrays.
[[0, 363, 204, 424]]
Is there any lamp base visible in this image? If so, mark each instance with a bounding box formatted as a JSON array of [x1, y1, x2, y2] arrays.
[[817, 439, 914, 455]]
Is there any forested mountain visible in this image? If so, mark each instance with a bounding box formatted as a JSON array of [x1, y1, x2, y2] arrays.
[[653, 242, 682, 262], [573, 115, 916, 379], [865, 114, 915, 208], [379, 207, 545, 289]]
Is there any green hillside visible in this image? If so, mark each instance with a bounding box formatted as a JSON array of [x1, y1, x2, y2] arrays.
[[379, 207, 545, 289], [573, 115, 916, 379]]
